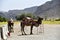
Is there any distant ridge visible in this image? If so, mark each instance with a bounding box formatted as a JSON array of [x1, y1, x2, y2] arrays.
[[35, 0, 60, 19], [0, 6, 38, 19]]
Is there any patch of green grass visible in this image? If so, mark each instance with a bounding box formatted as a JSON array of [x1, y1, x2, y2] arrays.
[[0, 22, 7, 27], [0, 22, 7, 25], [0, 21, 60, 27], [14, 20, 60, 24], [43, 21, 60, 24]]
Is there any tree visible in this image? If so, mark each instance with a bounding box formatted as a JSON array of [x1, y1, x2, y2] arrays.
[[25, 13, 35, 19], [16, 13, 26, 20], [0, 16, 7, 22], [16, 13, 36, 20]]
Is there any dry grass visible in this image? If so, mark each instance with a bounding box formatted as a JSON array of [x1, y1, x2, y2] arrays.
[[0, 21, 60, 27], [43, 21, 60, 24]]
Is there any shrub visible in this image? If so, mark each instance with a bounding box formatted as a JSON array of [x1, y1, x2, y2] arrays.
[[0, 16, 7, 22]]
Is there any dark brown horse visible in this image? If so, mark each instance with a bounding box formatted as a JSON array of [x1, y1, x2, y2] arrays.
[[20, 17, 43, 35]]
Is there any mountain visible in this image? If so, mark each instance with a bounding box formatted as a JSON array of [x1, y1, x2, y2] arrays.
[[7, 6, 38, 19], [0, 12, 7, 18], [1, 0, 60, 20], [35, 0, 60, 19], [23, 6, 38, 13], [0, 6, 38, 19]]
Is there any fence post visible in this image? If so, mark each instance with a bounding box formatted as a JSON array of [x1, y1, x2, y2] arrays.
[[0, 25, 8, 40]]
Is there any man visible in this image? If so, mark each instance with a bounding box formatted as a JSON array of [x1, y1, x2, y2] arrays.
[[10, 18, 14, 32]]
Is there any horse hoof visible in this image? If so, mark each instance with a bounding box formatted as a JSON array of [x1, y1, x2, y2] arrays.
[[22, 34, 24, 35], [25, 34, 27, 35], [30, 33, 33, 35]]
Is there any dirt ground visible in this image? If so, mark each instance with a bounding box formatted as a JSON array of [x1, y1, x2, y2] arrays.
[[0, 23, 60, 40]]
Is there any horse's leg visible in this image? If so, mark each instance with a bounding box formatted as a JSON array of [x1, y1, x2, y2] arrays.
[[20, 22, 23, 35], [30, 25, 33, 35], [21, 22, 26, 35], [21, 22, 24, 35], [23, 26, 27, 35], [21, 25, 26, 35], [21, 26, 24, 35]]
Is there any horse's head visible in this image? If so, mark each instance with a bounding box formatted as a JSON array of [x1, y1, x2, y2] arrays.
[[37, 17, 43, 24]]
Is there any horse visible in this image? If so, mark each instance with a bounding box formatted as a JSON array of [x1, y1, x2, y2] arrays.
[[20, 17, 43, 35]]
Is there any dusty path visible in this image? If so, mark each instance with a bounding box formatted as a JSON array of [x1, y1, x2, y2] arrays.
[[4, 23, 60, 40]]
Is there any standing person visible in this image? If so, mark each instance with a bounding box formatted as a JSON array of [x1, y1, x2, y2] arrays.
[[7, 20, 11, 36], [10, 18, 14, 32], [7, 18, 14, 36]]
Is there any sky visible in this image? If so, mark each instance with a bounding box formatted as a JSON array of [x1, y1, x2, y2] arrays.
[[0, 0, 51, 12]]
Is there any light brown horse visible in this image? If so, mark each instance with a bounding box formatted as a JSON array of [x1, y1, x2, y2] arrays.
[[20, 17, 43, 35]]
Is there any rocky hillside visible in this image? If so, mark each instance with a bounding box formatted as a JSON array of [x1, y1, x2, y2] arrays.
[[35, 0, 60, 19]]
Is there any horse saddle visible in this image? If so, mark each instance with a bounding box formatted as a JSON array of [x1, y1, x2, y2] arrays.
[[22, 17, 33, 25]]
